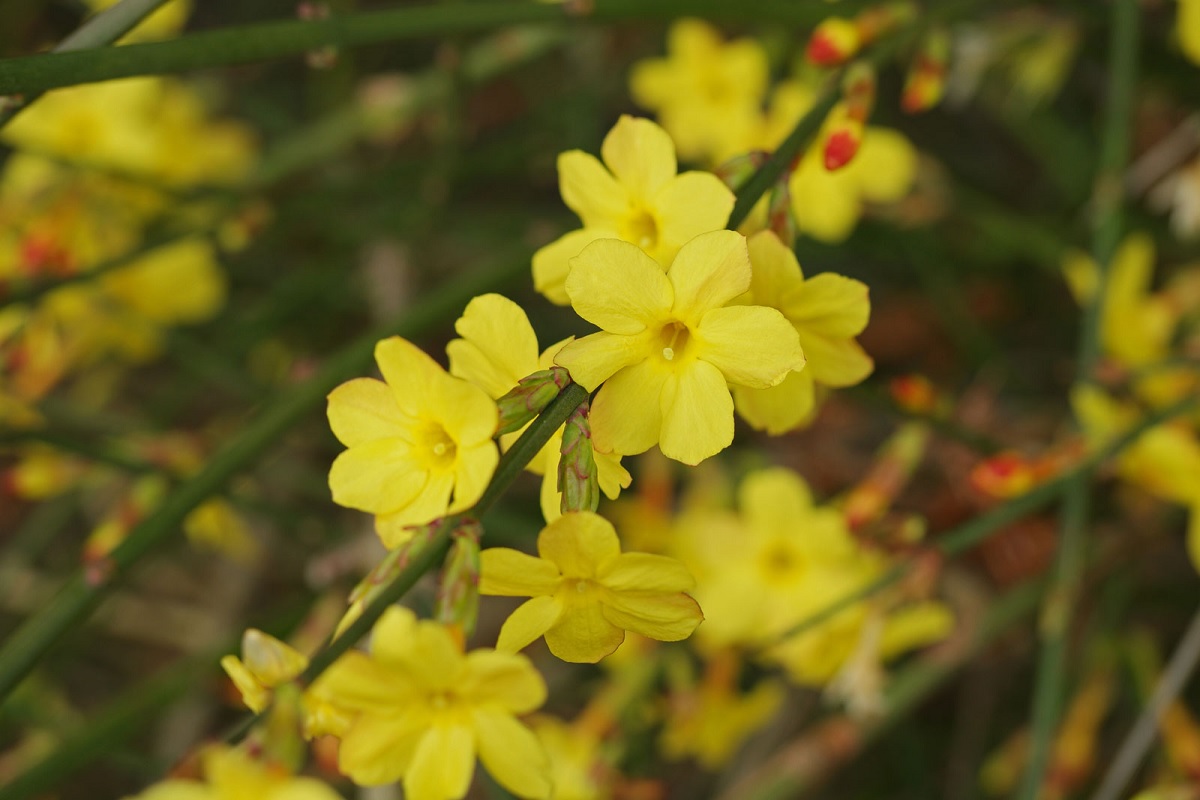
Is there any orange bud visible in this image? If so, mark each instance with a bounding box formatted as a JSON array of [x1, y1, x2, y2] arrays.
[[971, 452, 1037, 498], [889, 374, 937, 414], [824, 123, 863, 171], [807, 18, 861, 66], [902, 29, 950, 113]]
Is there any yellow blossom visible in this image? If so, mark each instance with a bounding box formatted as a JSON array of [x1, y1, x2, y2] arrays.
[[1182, 0, 1200, 64], [310, 607, 552, 798], [554, 230, 804, 465], [531, 715, 613, 800], [788, 122, 918, 243], [125, 744, 340, 800], [532, 115, 734, 304], [733, 231, 873, 433], [446, 293, 631, 520], [629, 19, 770, 164], [480, 511, 703, 663], [1062, 233, 1178, 369], [220, 629, 309, 714], [327, 336, 499, 548]]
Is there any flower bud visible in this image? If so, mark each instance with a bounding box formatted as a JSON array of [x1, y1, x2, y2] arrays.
[[971, 452, 1037, 499], [714, 150, 769, 193], [902, 28, 950, 113], [496, 366, 572, 435], [220, 629, 309, 713], [436, 520, 483, 637], [807, 18, 860, 66], [559, 402, 601, 514]]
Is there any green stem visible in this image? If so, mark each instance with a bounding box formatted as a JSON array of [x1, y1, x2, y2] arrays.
[[0, 255, 526, 705], [0, 0, 173, 128], [0, 1, 839, 97], [1017, 2, 1139, 797]]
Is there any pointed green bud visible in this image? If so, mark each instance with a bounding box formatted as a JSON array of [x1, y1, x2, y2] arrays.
[[558, 401, 600, 514], [436, 519, 483, 636], [337, 519, 443, 638], [496, 366, 572, 435]]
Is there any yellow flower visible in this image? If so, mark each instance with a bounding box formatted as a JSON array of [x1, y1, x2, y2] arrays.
[[532, 115, 734, 305], [311, 607, 552, 798], [1183, 0, 1200, 64], [733, 231, 873, 434], [447, 293, 631, 520], [1063, 233, 1178, 369], [788, 122, 918, 243], [480, 511, 703, 663], [220, 629, 309, 714], [327, 336, 499, 548], [629, 19, 769, 164], [554, 230, 804, 465], [1073, 384, 1200, 571], [126, 744, 340, 800], [530, 715, 613, 800]]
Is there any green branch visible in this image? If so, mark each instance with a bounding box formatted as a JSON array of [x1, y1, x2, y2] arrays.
[[0, 0, 840, 97], [1017, 2, 1140, 797], [0, 0, 173, 128]]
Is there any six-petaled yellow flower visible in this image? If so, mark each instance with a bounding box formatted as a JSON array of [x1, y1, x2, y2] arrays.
[[734, 230, 873, 434], [554, 230, 805, 465], [480, 511, 703, 662], [327, 336, 499, 548], [311, 606, 552, 798], [532, 115, 734, 305]]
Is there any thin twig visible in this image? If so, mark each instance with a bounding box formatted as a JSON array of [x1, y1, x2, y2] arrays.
[[1089, 605, 1200, 800]]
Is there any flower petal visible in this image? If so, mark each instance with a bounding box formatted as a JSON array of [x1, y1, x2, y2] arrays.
[[544, 599, 626, 663], [447, 293, 540, 398], [438, 376, 500, 447], [595, 450, 632, 499], [796, 334, 873, 387], [312, 651, 407, 712], [462, 650, 547, 713], [851, 127, 917, 203], [538, 512, 621, 576], [480, 548, 562, 597], [404, 724, 476, 800], [599, 552, 695, 593], [653, 171, 735, 251], [666, 230, 752, 321], [697, 304, 804, 388], [538, 465, 562, 523], [369, 606, 419, 667], [879, 602, 955, 658], [449, 440, 498, 513], [553, 330, 649, 392], [375, 336, 445, 417], [328, 440, 424, 514], [403, 621, 466, 690], [564, 238, 673, 335], [658, 361, 734, 466], [327, 377, 408, 447], [746, 230, 804, 306], [496, 596, 564, 654], [733, 370, 816, 434], [789, 158, 860, 243], [738, 468, 814, 535], [785, 273, 870, 338], [531, 228, 608, 306], [601, 591, 704, 642], [558, 150, 630, 228], [380, 469, 453, 530], [600, 115, 677, 201], [587, 359, 669, 455], [339, 711, 427, 786], [473, 708, 553, 799]]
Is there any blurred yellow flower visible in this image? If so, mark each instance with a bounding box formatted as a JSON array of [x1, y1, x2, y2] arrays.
[[85, 0, 192, 42], [629, 19, 769, 164], [447, 293, 630, 520], [532, 115, 733, 304], [125, 744, 340, 800], [733, 231, 873, 433], [220, 629, 309, 714], [327, 336, 499, 548], [310, 607, 552, 797], [1182, 0, 1200, 64], [554, 230, 804, 465], [480, 511, 703, 663]]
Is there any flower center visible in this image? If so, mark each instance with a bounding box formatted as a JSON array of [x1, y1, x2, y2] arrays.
[[758, 540, 804, 582], [623, 209, 659, 251], [416, 421, 457, 471], [657, 321, 692, 363]]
